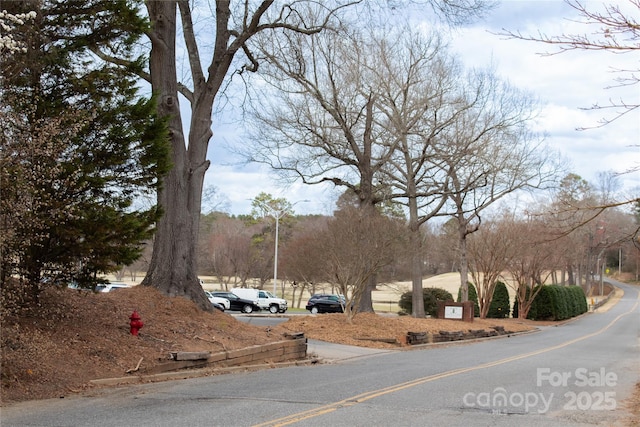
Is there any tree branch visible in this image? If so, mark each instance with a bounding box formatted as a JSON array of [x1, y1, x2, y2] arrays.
[[89, 47, 151, 83], [178, 0, 205, 92]]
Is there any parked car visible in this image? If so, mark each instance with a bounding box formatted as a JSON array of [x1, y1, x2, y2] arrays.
[[306, 294, 347, 314], [95, 283, 131, 293], [208, 291, 261, 313], [211, 301, 225, 312], [66, 281, 91, 291], [231, 288, 288, 313], [204, 291, 230, 310]]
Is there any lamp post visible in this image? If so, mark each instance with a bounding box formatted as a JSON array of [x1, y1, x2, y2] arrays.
[[254, 199, 309, 295], [271, 207, 284, 296]]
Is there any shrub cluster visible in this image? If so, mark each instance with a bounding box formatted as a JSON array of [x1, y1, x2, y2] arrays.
[[523, 285, 588, 321], [399, 287, 453, 317]]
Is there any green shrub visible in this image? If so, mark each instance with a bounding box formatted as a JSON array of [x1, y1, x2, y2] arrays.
[[577, 286, 588, 313], [399, 287, 453, 317], [549, 286, 567, 320], [564, 286, 578, 318], [457, 282, 480, 317], [529, 285, 553, 320], [558, 286, 571, 318], [569, 285, 588, 315], [527, 285, 589, 321], [487, 281, 510, 318]]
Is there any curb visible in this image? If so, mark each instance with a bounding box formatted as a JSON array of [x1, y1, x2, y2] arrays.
[[90, 358, 320, 387], [400, 328, 540, 352]]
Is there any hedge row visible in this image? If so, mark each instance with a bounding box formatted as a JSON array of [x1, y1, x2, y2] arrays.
[[526, 285, 588, 321], [400, 283, 586, 321]]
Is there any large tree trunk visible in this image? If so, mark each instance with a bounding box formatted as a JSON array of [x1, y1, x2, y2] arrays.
[[408, 200, 425, 318], [356, 123, 377, 314], [141, 0, 210, 310], [358, 277, 376, 313], [457, 220, 470, 304], [356, 204, 377, 313]]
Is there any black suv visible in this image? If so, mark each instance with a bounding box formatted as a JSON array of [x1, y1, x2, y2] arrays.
[[306, 294, 346, 314], [209, 291, 261, 313]]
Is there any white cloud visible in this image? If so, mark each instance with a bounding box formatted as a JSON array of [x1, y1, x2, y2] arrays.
[[448, 0, 639, 193]]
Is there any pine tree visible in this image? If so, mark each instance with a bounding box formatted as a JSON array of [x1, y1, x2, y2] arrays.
[[0, 0, 170, 294]]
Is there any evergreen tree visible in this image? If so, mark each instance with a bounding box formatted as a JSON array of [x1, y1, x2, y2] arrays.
[[487, 281, 510, 318], [0, 0, 170, 294]]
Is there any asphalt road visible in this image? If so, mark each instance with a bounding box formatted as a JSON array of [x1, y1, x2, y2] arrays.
[[2, 279, 638, 427]]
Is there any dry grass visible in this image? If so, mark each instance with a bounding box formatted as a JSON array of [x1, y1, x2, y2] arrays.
[[1, 284, 278, 403], [274, 312, 536, 349]]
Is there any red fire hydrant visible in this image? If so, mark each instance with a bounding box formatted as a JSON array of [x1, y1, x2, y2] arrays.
[[129, 310, 144, 336]]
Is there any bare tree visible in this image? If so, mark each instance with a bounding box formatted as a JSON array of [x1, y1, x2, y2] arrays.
[[246, 25, 403, 312], [435, 69, 559, 303], [370, 29, 459, 318], [504, 216, 563, 319], [542, 173, 639, 287], [94, 1, 358, 309], [544, 174, 600, 286], [467, 217, 513, 318], [594, 170, 622, 206], [245, 5, 494, 314], [279, 216, 330, 307], [370, 35, 556, 315], [199, 215, 256, 290], [315, 206, 407, 322]]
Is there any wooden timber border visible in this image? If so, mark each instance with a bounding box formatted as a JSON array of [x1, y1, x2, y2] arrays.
[[143, 336, 307, 375]]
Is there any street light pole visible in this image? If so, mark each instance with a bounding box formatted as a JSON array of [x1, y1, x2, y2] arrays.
[[272, 209, 281, 295], [253, 199, 309, 296]]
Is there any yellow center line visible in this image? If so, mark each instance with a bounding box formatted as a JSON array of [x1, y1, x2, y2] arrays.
[[254, 292, 639, 427]]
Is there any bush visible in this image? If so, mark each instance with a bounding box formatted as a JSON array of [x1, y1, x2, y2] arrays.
[[457, 282, 480, 317], [528, 285, 569, 320], [556, 286, 571, 319], [399, 287, 453, 317], [528, 285, 589, 321], [487, 281, 510, 318], [571, 285, 589, 314], [529, 285, 554, 320]]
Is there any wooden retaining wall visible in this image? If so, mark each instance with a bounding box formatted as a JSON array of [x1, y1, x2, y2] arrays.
[[143, 336, 307, 375]]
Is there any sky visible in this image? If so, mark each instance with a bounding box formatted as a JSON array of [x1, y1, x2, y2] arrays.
[[201, 0, 639, 216]]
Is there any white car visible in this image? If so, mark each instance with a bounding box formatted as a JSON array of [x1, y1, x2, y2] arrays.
[[231, 288, 288, 313], [95, 283, 130, 292], [205, 291, 230, 310]]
